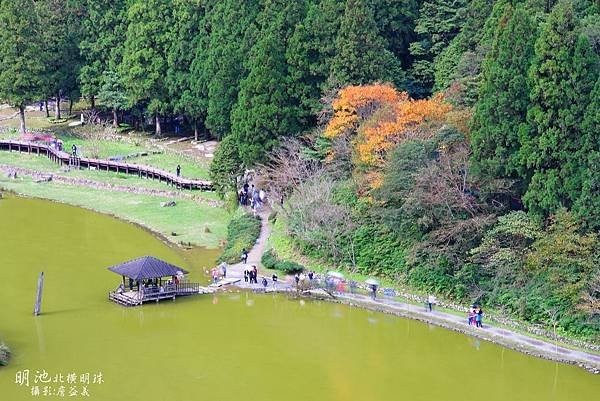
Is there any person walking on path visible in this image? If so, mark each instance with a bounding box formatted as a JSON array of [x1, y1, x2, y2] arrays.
[[476, 308, 483, 328], [262, 277, 268, 288], [244, 270, 248, 283], [221, 263, 227, 278], [241, 248, 249, 264], [427, 294, 436, 312], [176, 165, 181, 177], [370, 284, 377, 299], [71, 144, 77, 157], [294, 273, 300, 288], [252, 265, 258, 284], [272, 273, 278, 288]]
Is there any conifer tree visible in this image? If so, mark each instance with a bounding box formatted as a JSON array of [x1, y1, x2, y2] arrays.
[[521, 2, 599, 215], [230, 0, 306, 166], [575, 78, 600, 229], [204, 0, 260, 139], [121, 0, 173, 134], [38, 0, 84, 119], [330, 0, 402, 87], [79, 0, 127, 109], [0, 0, 43, 134], [286, 0, 345, 123], [408, 0, 467, 95], [167, 0, 208, 139], [371, 0, 419, 68], [471, 5, 536, 178]]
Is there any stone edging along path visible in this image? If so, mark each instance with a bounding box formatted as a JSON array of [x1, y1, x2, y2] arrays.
[[221, 211, 600, 375], [0, 164, 223, 208]]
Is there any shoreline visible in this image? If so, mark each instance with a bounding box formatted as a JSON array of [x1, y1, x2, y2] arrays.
[[2, 188, 599, 375], [0, 191, 217, 253], [228, 284, 600, 374]]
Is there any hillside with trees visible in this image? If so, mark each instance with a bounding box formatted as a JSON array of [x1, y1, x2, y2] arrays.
[[0, 0, 598, 339]]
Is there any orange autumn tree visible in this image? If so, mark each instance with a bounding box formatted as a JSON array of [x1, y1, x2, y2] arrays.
[[325, 84, 452, 168]]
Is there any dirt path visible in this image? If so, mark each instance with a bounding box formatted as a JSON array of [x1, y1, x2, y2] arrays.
[[224, 210, 293, 289], [220, 209, 600, 374]]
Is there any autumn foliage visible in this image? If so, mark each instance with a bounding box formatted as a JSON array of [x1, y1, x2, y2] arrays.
[[325, 84, 452, 167]]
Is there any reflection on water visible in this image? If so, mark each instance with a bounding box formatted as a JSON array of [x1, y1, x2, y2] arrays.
[[1, 196, 599, 401]]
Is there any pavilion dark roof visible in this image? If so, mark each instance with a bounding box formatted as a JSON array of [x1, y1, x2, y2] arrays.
[[107, 256, 188, 280]]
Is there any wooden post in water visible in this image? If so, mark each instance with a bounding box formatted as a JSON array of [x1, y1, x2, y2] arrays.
[[33, 272, 44, 316]]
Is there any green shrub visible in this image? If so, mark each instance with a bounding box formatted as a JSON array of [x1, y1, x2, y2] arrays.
[[261, 249, 304, 274], [276, 261, 304, 274], [0, 342, 10, 366], [261, 249, 278, 269], [217, 210, 261, 263]]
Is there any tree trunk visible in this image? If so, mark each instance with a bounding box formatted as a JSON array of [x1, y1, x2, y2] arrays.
[[44, 99, 49, 118], [69, 99, 73, 116], [90, 94, 95, 110], [113, 109, 119, 128], [155, 115, 161, 135], [19, 106, 26, 135], [194, 123, 198, 141], [55, 93, 61, 119]]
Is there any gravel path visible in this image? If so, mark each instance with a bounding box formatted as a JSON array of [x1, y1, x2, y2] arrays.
[[223, 210, 295, 290]]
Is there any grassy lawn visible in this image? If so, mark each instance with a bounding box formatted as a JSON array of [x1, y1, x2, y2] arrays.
[[137, 151, 210, 180], [0, 151, 220, 199], [1, 125, 210, 180], [0, 176, 229, 248]]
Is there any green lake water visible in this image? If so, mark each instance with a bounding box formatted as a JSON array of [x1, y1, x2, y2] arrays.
[[0, 195, 598, 401]]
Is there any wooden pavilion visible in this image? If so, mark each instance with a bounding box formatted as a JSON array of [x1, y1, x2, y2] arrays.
[[107, 256, 213, 306]]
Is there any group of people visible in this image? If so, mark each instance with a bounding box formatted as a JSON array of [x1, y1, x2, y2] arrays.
[[468, 305, 484, 327], [238, 183, 265, 211], [244, 265, 259, 284], [211, 263, 227, 284], [293, 271, 318, 289]]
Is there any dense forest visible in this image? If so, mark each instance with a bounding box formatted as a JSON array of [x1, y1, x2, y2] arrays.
[[0, 0, 598, 338]]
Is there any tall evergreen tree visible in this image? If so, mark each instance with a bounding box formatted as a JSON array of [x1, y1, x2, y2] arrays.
[[330, 0, 402, 87], [286, 0, 345, 123], [38, 0, 84, 119], [167, 0, 208, 139], [471, 4, 537, 178], [204, 0, 260, 139], [575, 77, 600, 229], [79, 0, 127, 109], [521, 2, 600, 215], [0, 0, 43, 134], [121, 0, 173, 134], [433, 0, 498, 98], [371, 0, 420, 68], [408, 0, 467, 96], [230, 0, 306, 166], [97, 70, 128, 128]]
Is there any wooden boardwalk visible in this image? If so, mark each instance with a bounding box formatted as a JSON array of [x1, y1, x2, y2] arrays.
[[0, 139, 213, 191]]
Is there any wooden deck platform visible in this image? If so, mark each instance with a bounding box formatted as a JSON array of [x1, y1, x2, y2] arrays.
[[0, 139, 213, 191], [108, 282, 215, 307]]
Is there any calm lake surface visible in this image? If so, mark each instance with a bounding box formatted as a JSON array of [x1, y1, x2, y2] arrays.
[[1, 195, 598, 401]]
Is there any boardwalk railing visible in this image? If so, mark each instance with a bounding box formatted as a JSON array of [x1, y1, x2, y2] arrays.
[[108, 281, 203, 306], [0, 139, 213, 191]]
